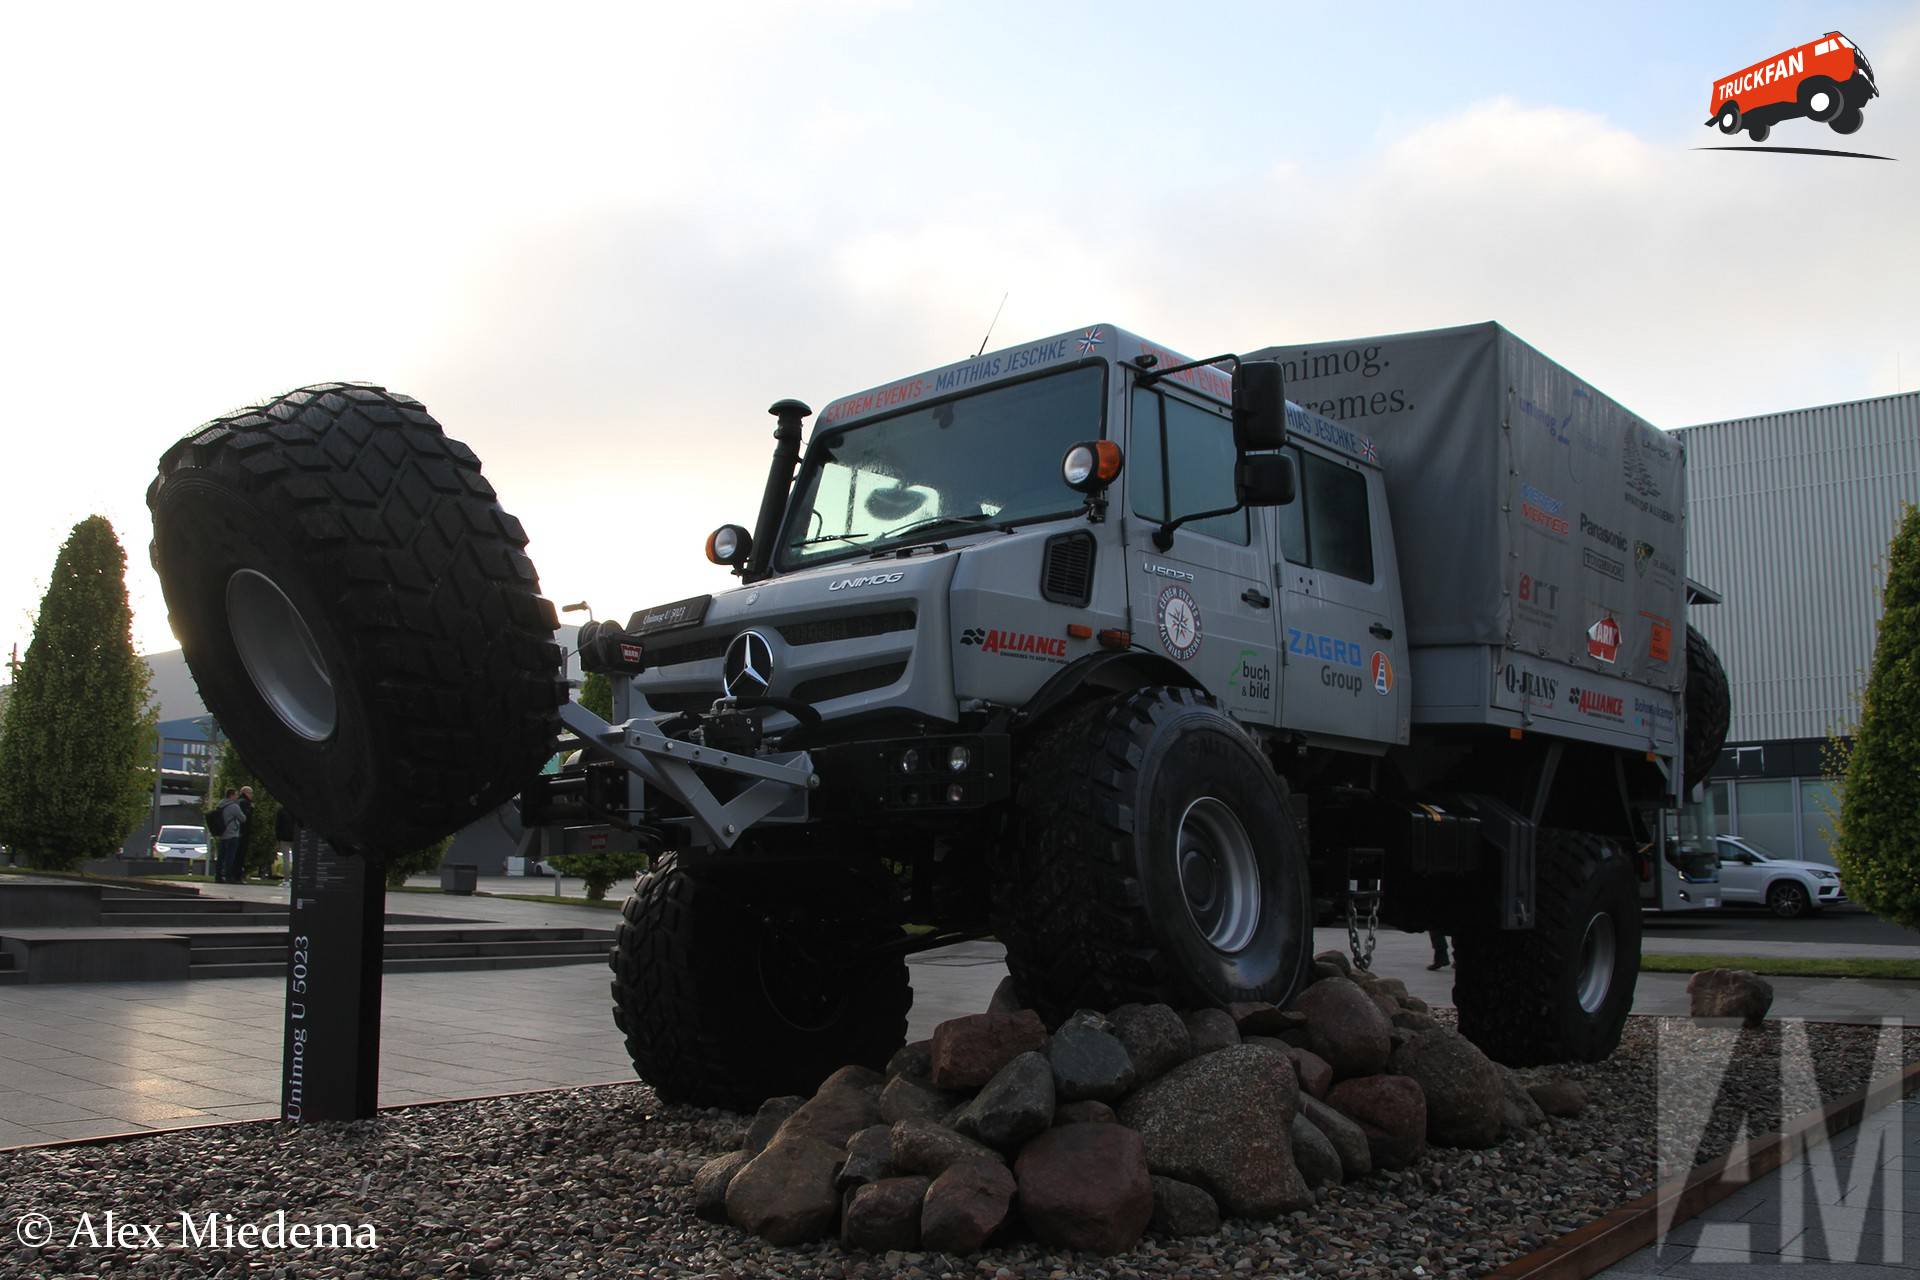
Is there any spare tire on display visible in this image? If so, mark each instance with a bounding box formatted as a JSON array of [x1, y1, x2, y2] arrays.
[[1683, 624, 1730, 790], [148, 383, 567, 858]]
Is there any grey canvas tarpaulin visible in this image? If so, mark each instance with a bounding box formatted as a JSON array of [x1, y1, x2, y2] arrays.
[[1249, 323, 1686, 752]]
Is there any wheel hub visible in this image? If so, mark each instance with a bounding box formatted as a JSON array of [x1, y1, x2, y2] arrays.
[[1175, 796, 1261, 955], [1575, 911, 1616, 1014], [225, 569, 337, 741]]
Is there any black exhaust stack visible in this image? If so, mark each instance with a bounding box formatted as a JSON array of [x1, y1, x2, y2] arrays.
[[745, 398, 810, 583]]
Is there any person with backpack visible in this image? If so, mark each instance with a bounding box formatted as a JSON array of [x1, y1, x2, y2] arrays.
[[214, 788, 247, 883]]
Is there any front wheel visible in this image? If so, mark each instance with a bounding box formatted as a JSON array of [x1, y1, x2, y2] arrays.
[[1767, 880, 1813, 919], [992, 688, 1313, 1022], [1830, 107, 1865, 135], [1453, 829, 1641, 1066], [1799, 77, 1844, 122], [610, 854, 911, 1108]]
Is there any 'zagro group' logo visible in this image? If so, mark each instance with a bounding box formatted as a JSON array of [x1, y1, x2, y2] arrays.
[[1700, 30, 1888, 158]]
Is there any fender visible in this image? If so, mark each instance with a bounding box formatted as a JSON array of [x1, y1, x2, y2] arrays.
[[1012, 648, 1206, 733]]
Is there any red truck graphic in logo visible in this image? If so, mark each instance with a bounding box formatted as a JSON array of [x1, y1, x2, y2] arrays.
[[1707, 32, 1878, 142]]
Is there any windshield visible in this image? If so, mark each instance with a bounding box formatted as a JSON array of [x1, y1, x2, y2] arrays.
[[157, 826, 205, 843], [1720, 837, 1773, 862], [779, 363, 1105, 568]]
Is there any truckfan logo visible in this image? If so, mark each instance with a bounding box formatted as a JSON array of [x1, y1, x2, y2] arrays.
[[1702, 31, 1886, 156], [722, 630, 774, 698]]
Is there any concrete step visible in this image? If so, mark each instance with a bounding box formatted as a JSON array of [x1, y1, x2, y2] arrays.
[[106, 912, 292, 928], [191, 952, 614, 979], [191, 935, 611, 967], [101, 896, 255, 913]]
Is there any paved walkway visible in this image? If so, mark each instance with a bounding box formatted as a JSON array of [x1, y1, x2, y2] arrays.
[[1602, 1092, 1917, 1273]]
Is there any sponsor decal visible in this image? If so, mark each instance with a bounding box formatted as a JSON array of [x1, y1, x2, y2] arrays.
[[1568, 686, 1626, 721], [1287, 628, 1364, 667], [1582, 547, 1626, 582], [1370, 650, 1394, 695], [959, 627, 1068, 662], [1579, 513, 1628, 551], [1519, 483, 1569, 536], [1587, 614, 1622, 664], [1517, 571, 1560, 620], [1232, 648, 1272, 701], [1156, 585, 1203, 662], [1643, 612, 1674, 664], [1519, 388, 1607, 456], [1500, 663, 1559, 703], [829, 571, 905, 591], [1142, 560, 1195, 582], [1633, 696, 1678, 730], [1322, 665, 1365, 697], [1633, 540, 1655, 578]]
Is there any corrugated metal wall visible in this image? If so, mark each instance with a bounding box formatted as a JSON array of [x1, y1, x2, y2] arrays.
[[1677, 390, 1919, 744]]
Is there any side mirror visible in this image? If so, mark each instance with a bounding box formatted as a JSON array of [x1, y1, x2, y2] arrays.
[[1236, 453, 1296, 507], [1232, 360, 1287, 451]]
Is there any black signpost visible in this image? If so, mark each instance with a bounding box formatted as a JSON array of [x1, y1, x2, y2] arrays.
[[282, 828, 385, 1122]]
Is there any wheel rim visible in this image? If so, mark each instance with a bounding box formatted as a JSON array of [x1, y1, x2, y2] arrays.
[[1176, 796, 1262, 955], [756, 934, 846, 1032], [1770, 884, 1804, 918], [225, 568, 337, 741], [1575, 911, 1616, 1015]]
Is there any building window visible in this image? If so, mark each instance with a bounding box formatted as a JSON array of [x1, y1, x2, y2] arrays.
[[1798, 778, 1841, 865], [1733, 778, 1797, 859]]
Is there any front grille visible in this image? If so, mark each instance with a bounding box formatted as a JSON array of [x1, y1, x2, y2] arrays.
[[792, 662, 909, 705], [776, 610, 916, 647], [644, 634, 731, 667], [643, 690, 718, 714], [1040, 531, 1096, 606]]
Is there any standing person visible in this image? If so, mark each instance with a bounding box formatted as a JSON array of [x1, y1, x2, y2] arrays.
[[236, 786, 256, 882], [1427, 928, 1451, 971], [214, 788, 245, 883]]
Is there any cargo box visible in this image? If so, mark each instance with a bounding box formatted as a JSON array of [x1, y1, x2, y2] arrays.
[[1250, 323, 1685, 753]]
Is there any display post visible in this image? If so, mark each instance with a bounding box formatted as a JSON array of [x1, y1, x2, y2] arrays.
[[281, 828, 385, 1122]]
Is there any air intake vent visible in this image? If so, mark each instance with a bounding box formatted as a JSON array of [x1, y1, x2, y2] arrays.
[[777, 611, 916, 646], [792, 662, 909, 705], [1040, 532, 1096, 606], [643, 634, 732, 668]]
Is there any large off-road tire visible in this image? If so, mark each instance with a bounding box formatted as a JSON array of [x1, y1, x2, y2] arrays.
[[1453, 829, 1641, 1066], [610, 854, 912, 1109], [148, 384, 567, 858], [1683, 625, 1731, 790], [992, 688, 1313, 1023]]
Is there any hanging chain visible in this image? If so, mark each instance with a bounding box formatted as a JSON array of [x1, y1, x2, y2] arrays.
[[1344, 888, 1380, 973]]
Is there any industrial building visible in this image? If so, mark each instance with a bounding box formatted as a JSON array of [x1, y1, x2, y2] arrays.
[[1679, 388, 1920, 865]]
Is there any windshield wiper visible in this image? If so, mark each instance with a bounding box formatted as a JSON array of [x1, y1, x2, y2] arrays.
[[881, 511, 1002, 540], [792, 532, 871, 547]]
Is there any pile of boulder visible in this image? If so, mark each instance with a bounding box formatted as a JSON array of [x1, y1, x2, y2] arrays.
[[692, 952, 1588, 1256]]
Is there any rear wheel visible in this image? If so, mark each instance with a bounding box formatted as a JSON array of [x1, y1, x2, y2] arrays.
[[1453, 830, 1640, 1066], [610, 854, 912, 1108], [1716, 103, 1742, 135], [1799, 77, 1844, 122], [992, 688, 1313, 1022], [1767, 880, 1813, 919], [147, 384, 567, 857], [1747, 121, 1772, 143]]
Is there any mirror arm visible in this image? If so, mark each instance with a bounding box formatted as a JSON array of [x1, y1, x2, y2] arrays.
[[1152, 501, 1246, 551]]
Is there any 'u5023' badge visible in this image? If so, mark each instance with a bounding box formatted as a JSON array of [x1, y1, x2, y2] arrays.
[[1156, 585, 1203, 662]]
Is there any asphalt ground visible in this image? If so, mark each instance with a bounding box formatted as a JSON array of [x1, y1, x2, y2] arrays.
[[1644, 902, 1920, 950]]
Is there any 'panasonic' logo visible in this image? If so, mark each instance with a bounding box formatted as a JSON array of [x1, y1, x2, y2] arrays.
[[828, 572, 905, 591]]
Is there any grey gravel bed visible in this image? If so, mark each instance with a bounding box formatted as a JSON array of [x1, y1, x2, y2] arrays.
[[2, 1015, 1914, 1279]]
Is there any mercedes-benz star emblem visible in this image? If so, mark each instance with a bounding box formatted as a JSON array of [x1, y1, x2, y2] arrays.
[[722, 630, 774, 698]]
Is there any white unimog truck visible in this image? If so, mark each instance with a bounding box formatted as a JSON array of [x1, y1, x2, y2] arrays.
[[147, 321, 1728, 1109]]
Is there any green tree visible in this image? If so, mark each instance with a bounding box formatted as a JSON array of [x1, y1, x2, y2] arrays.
[[206, 743, 282, 880], [580, 671, 613, 720], [384, 835, 454, 888], [1834, 503, 1920, 929], [0, 517, 158, 869], [550, 849, 649, 901]]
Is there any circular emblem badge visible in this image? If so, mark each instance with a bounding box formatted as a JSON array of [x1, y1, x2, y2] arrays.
[[1156, 585, 1203, 662]]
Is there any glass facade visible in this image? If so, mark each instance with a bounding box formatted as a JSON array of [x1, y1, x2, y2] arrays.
[[1682, 773, 1843, 865]]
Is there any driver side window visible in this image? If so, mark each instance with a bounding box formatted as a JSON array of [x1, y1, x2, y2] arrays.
[[1129, 388, 1249, 545]]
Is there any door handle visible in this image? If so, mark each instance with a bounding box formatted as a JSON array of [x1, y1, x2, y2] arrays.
[[1370, 622, 1394, 639], [1242, 588, 1271, 609]]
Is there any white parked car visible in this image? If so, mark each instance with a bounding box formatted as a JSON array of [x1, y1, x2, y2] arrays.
[[1713, 835, 1845, 918], [151, 824, 211, 863]]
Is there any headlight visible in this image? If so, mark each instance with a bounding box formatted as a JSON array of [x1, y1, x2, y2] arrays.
[[1061, 440, 1123, 492], [947, 746, 971, 772], [1815, 870, 1839, 880], [154, 844, 172, 853], [705, 523, 753, 567]]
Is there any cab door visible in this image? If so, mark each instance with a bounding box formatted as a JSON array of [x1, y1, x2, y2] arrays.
[[1123, 382, 1279, 725], [1267, 445, 1407, 748]]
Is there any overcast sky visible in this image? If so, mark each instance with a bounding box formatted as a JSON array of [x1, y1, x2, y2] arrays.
[[3, 1, 1916, 663]]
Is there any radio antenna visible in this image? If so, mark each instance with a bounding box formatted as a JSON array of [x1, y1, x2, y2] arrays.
[[974, 292, 1008, 358]]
